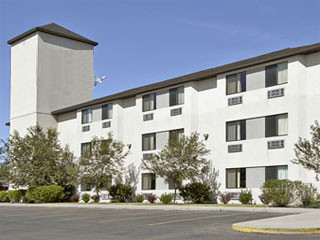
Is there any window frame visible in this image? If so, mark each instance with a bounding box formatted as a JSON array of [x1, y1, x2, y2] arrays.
[[81, 108, 92, 124], [226, 72, 246, 95], [265, 62, 288, 88], [265, 165, 288, 181], [265, 113, 288, 138], [226, 120, 246, 142], [81, 142, 92, 157], [169, 129, 184, 144], [142, 93, 157, 112], [142, 133, 156, 151], [141, 173, 156, 190], [226, 168, 246, 189], [169, 86, 184, 107], [101, 103, 113, 120]]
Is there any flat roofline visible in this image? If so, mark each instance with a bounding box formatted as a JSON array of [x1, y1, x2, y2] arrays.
[[52, 42, 320, 115]]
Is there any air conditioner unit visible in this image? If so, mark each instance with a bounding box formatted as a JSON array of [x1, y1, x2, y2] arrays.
[[102, 121, 111, 128], [228, 96, 242, 106], [268, 88, 285, 99], [143, 113, 153, 121], [268, 140, 284, 149], [82, 125, 90, 132], [170, 108, 182, 116], [143, 153, 153, 160], [228, 144, 242, 153]]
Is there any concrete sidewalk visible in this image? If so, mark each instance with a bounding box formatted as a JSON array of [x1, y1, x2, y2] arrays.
[[233, 211, 320, 234]]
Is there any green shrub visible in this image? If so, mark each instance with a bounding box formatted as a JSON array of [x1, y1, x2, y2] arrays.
[[261, 180, 296, 207], [295, 182, 318, 208], [307, 201, 320, 208], [239, 189, 253, 205], [160, 193, 173, 204], [25, 185, 65, 203], [8, 190, 23, 203], [0, 191, 9, 202], [179, 182, 212, 204], [81, 193, 90, 203], [259, 193, 272, 205], [108, 184, 133, 202], [133, 194, 144, 203]]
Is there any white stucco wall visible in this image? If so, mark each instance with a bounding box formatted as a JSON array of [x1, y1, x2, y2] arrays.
[[56, 53, 320, 203]]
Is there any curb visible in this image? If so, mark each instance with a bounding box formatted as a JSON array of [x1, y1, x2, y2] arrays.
[[0, 203, 315, 214], [232, 224, 320, 234]]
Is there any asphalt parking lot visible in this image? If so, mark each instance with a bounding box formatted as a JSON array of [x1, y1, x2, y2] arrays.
[[0, 206, 319, 240]]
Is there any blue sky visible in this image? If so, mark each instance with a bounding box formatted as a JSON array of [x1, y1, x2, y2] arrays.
[[0, 0, 319, 140]]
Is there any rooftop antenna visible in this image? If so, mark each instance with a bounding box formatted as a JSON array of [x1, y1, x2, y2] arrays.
[[94, 75, 106, 86]]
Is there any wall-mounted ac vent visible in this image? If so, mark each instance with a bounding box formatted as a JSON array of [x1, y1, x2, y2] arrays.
[[101, 194, 110, 200], [102, 121, 111, 128], [268, 140, 284, 149], [228, 144, 242, 153], [143, 113, 153, 121], [228, 96, 242, 106], [143, 153, 153, 160], [228, 192, 241, 200], [82, 125, 90, 132], [268, 88, 284, 99], [171, 108, 182, 116]]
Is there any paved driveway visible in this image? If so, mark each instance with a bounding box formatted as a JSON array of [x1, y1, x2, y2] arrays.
[[0, 206, 319, 240]]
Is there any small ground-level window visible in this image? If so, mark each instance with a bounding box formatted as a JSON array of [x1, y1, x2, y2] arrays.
[[142, 173, 156, 190], [226, 168, 246, 188]]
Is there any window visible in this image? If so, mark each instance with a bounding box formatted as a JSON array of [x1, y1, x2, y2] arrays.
[[142, 173, 156, 190], [226, 168, 246, 188], [169, 129, 184, 144], [168, 178, 181, 190], [102, 104, 113, 120], [169, 87, 184, 106], [81, 142, 91, 157], [265, 165, 288, 181], [81, 184, 91, 192], [265, 113, 288, 137], [265, 62, 288, 87], [226, 72, 246, 95], [226, 120, 246, 141], [142, 133, 156, 151], [143, 93, 156, 112], [82, 109, 92, 124]]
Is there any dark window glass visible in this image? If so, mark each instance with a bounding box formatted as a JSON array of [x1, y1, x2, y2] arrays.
[[82, 109, 92, 124], [265, 114, 288, 137], [169, 129, 184, 145], [265, 165, 288, 181], [102, 104, 113, 120], [142, 93, 156, 112], [226, 72, 246, 95], [142, 133, 156, 151], [265, 64, 278, 87], [169, 87, 184, 106], [226, 168, 246, 189], [142, 173, 156, 190], [226, 120, 246, 141], [81, 142, 91, 157]]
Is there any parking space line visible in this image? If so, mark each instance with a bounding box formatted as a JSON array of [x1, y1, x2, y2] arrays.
[[148, 212, 255, 226], [100, 211, 201, 224], [61, 210, 165, 221], [4, 211, 71, 217]]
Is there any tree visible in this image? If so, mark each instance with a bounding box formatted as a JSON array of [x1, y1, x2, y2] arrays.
[[293, 121, 320, 180], [79, 133, 128, 198], [0, 139, 10, 187], [9, 125, 79, 190], [142, 132, 210, 203], [198, 161, 221, 202]]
